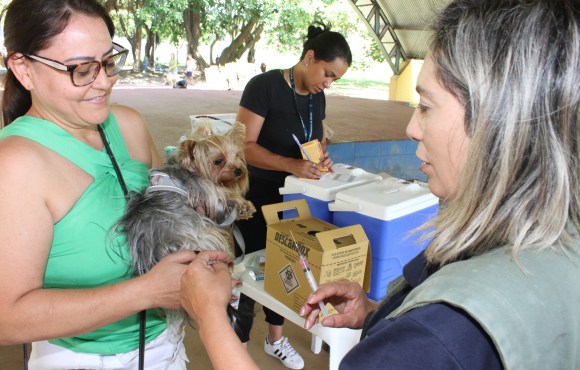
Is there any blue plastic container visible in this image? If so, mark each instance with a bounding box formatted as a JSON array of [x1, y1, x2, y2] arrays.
[[279, 164, 382, 222], [281, 192, 333, 222], [331, 177, 439, 300]]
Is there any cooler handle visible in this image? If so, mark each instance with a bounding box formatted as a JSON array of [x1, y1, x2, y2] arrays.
[[328, 202, 362, 212], [279, 185, 306, 195]]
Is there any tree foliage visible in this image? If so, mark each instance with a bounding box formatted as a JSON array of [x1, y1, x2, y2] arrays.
[[95, 0, 381, 70], [101, 0, 146, 71]]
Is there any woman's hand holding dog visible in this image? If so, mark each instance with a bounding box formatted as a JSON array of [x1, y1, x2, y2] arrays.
[[180, 251, 260, 370], [180, 251, 232, 324], [139, 250, 197, 310]]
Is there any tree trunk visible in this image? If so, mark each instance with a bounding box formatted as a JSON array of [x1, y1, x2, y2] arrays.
[[218, 18, 262, 65], [245, 23, 263, 63], [247, 47, 255, 64], [132, 27, 142, 72], [111, 1, 137, 70], [209, 38, 218, 65], [183, 4, 209, 69], [144, 25, 155, 61]]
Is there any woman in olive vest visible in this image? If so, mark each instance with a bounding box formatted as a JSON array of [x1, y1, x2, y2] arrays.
[[181, 0, 580, 369]]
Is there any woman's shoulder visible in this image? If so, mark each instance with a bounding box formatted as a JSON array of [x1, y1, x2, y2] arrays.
[[110, 104, 159, 167], [110, 104, 144, 123], [0, 132, 56, 191], [110, 104, 149, 136], [243, 69, 287, 100], [248, 69, 283, 86], [347, 303, 502, 370], [0, 118, 54, 161]]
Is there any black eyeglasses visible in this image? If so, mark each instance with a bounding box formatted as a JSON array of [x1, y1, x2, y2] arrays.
[[25, 43, 128, 87]]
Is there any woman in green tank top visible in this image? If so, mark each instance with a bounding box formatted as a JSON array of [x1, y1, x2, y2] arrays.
[[0, 0, 196, 368]]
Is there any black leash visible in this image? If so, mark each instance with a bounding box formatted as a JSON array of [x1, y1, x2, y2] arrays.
[[98, 124, 147, 370], [98, 125, 130, 202], [22, 343, 28, 370]]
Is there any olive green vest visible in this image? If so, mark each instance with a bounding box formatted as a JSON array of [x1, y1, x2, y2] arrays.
[[386, 235, 580, 369]]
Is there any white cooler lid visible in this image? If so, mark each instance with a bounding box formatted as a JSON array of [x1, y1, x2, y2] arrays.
[[190, 113, 236, 134], [279, 163, 382, 201], [332, 177, 439, 220]]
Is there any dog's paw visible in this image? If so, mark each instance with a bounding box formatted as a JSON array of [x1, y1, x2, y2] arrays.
[[236, 200, 256, 220]]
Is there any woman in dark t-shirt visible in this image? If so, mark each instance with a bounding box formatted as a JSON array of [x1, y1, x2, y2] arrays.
[[234, 21, 351, 369]]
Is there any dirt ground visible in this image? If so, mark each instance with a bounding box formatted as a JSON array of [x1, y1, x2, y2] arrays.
[[111, 71, 414, 156]]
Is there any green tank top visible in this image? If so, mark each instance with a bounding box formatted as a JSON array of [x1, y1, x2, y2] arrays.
[[0, 114, 166, 354]]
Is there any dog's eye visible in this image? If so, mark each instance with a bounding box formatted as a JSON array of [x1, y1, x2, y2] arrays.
[[214, 159, 224, 166]]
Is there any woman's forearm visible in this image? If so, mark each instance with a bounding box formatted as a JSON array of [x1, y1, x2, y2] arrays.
[[0, 277, 148, 345], [198, 311, 260, 370], [245, 142, 294, 172]]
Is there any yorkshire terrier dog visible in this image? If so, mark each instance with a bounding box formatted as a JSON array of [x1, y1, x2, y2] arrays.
[[116, 122, 254, 325], [172, 121, 255, 220]]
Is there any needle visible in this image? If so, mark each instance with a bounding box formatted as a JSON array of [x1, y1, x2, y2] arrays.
[[290, 231, 329, 317]]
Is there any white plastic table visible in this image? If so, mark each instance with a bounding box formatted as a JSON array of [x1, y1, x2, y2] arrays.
[[238, 250, 362, 370]]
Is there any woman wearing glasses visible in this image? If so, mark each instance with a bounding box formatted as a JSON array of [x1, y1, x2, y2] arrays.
[[0, 0, 193, 368]]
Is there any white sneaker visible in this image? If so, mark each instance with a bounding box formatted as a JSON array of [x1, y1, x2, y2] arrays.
[[264, 336, 305, 369]]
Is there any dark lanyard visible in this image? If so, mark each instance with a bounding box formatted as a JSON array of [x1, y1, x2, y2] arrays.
[[98, 124, 146, 370], [98, 125, 129, 200], [289, 67, 313, 142]]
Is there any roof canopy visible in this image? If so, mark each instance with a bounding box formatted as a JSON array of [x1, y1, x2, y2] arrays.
[[348, 0, 450, 74]]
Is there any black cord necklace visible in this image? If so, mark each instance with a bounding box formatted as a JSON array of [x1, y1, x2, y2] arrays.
[[98, 125, 129, 200], [98, 124, 146, 370], [289, 66, 313, 142]]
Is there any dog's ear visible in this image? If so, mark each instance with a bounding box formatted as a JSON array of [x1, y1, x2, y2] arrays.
[[230, 121, 246, 136], [229, 121, 247, 147], [178, 139, 197, 171], [192, 123, 214, 139]]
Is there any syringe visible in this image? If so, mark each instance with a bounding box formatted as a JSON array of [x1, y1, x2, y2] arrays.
[[290, 231, 329, 317]]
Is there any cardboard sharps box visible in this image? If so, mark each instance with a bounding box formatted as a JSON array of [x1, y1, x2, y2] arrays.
[[262, 199, 371, 315]]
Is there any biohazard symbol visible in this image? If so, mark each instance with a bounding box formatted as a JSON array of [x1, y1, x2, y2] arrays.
[[279, 264, 299, 294]]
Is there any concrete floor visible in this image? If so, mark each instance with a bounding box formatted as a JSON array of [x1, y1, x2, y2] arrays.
[[0, 311, 328, 370], [0, 85, 413, 369], [107, 86, 413, 156]]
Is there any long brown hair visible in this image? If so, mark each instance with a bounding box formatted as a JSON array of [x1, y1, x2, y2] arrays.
[[1, 0, 115, 127]]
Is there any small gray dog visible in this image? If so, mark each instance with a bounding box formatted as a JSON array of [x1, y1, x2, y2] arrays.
[[117, 165, 235, 276], [116, 164, 238, 327]]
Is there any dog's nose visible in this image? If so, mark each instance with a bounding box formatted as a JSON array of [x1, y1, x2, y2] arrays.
[[234, 168, 243, 177]]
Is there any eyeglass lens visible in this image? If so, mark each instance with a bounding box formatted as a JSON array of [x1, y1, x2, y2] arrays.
[[73, 51, 127, 86]]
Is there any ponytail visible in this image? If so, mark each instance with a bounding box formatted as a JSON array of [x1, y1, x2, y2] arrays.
[[2, 63, 31, 127]]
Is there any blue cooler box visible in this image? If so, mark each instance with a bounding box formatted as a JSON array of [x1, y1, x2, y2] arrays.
[[331, 177, 439, 300], [279, 164, 382, 223]]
